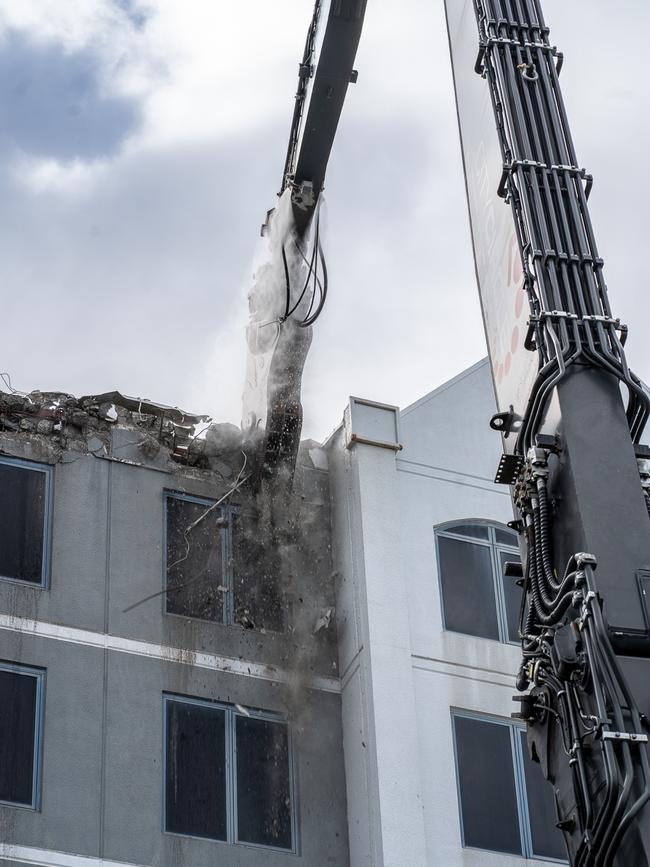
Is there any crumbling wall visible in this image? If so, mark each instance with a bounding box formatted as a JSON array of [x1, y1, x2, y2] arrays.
[[0, 387, 339, 681], [0, 386, 348, 865]]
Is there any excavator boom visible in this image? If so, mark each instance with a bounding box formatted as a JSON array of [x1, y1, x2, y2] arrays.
[[445, 1, 650, 864]]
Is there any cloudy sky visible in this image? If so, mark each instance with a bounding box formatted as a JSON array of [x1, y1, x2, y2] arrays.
[[0, 0, 647, 440]]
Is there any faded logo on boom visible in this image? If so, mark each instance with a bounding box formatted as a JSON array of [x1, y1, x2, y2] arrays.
[[444, 0, 537, 444]]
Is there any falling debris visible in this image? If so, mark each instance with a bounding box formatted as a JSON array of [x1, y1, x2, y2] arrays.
[[239, 612, 256, 630], [313, 608, 333, 635]]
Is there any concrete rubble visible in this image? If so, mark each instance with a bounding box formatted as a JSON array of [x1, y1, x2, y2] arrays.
[[0, 388, 262, 474]]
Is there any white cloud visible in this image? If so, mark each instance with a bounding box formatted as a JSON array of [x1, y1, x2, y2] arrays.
[[0, 0, 152, 96], [0, 0, 125, 49], [16, 153, 107, 195]]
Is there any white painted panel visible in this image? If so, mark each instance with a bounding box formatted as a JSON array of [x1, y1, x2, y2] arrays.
[[341, 665, 373, 867], [0, 844, 147, 867], [349, 399, 399, 446]]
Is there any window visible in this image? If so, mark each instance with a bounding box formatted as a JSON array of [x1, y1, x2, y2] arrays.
[[0, 457, 52, 586], [452, 712, 566, 861], [0, 662, 45, 809], [164, 493, 284, 631], [165, 492, 227, 623], [164, 696, 294, 852], [436, 521, 522, 643]]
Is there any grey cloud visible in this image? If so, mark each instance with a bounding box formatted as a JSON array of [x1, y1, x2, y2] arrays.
[[113, 0, 149, 31], [0, 31, 140, 160], [0, 122, 288, 410]]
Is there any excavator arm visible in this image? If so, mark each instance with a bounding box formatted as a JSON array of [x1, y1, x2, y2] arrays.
[[242, 0, 368, 482]]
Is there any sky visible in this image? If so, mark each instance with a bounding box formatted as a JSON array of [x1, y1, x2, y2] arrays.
[[0, 0, 648, 441]]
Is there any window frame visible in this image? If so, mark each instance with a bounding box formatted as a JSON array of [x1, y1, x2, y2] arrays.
[[162, 693, 297, 854], [435, 520, 521, 644], [0, 661, 46, 811], [0, 455, 54, 589], [162, 490, 235, 625], [450, 709, 566, 863]]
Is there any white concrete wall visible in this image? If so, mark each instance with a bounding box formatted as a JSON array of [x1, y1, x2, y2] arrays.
[[329, 360, 555, 867]]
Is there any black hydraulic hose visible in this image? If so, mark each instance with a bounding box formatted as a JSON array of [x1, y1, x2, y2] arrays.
[[535, 483, 580, 601], [496, 2, 573, 334], [567, 682, 595, 830], [279, 204, 328, 329], [590, 641, 633, 867], [481, 0, 650, 454], [521, 326, 576, 455], [577, 570, 645, 865], [525, 518, 545, 620], [497, 51, 565, 318], [300, 240, 328, 327], [536, 479, 561, 591], [473, 21, 571, 453], [286, 215, 319, 319], [585, 565, 650, 864], [281, 244, 292, 321], [543, 670, 591, 826], [530, 570, 574, 626], [531, 503, 552, 608], [580, 625, 622, 866]]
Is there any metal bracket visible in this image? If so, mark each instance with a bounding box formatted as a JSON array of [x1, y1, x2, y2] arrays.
[[577, 589, 597, 631], [535, 433, 560, 452], [495, 453, 524, 485], [581, 314, 625, 332], [601, 731, 649, 744], [490, 407, 520, 436], [291, 180, 316, 211]]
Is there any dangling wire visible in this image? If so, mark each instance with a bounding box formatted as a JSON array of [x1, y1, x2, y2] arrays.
[[280, 203, 329, 328]]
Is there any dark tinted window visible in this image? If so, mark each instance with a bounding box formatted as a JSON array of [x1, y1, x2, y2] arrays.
[[495, 526, 518, 547], [165, 496, 225, 622], [439, 536, 499, 640], [448, 524, 490, 540], [453, 715, 522, 855], [499, 549, 524, 643], [165, 699, 227, 841], [236, 714, 292, 850], [232, 513, 284, 632], [0, 462, 47, 584], [0, 667, 40, 806], [519, 731, 567, 860], [164, 698, 294, 851]]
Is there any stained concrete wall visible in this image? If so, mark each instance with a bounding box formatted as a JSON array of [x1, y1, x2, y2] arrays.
[[327, 359, 557, 867], [0, 429, 348, 867]]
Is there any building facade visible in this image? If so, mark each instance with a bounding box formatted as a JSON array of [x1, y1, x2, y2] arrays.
[[0, 361, 568, 867], [326, 358, 567, 866], [0, 390, 348, 867]]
